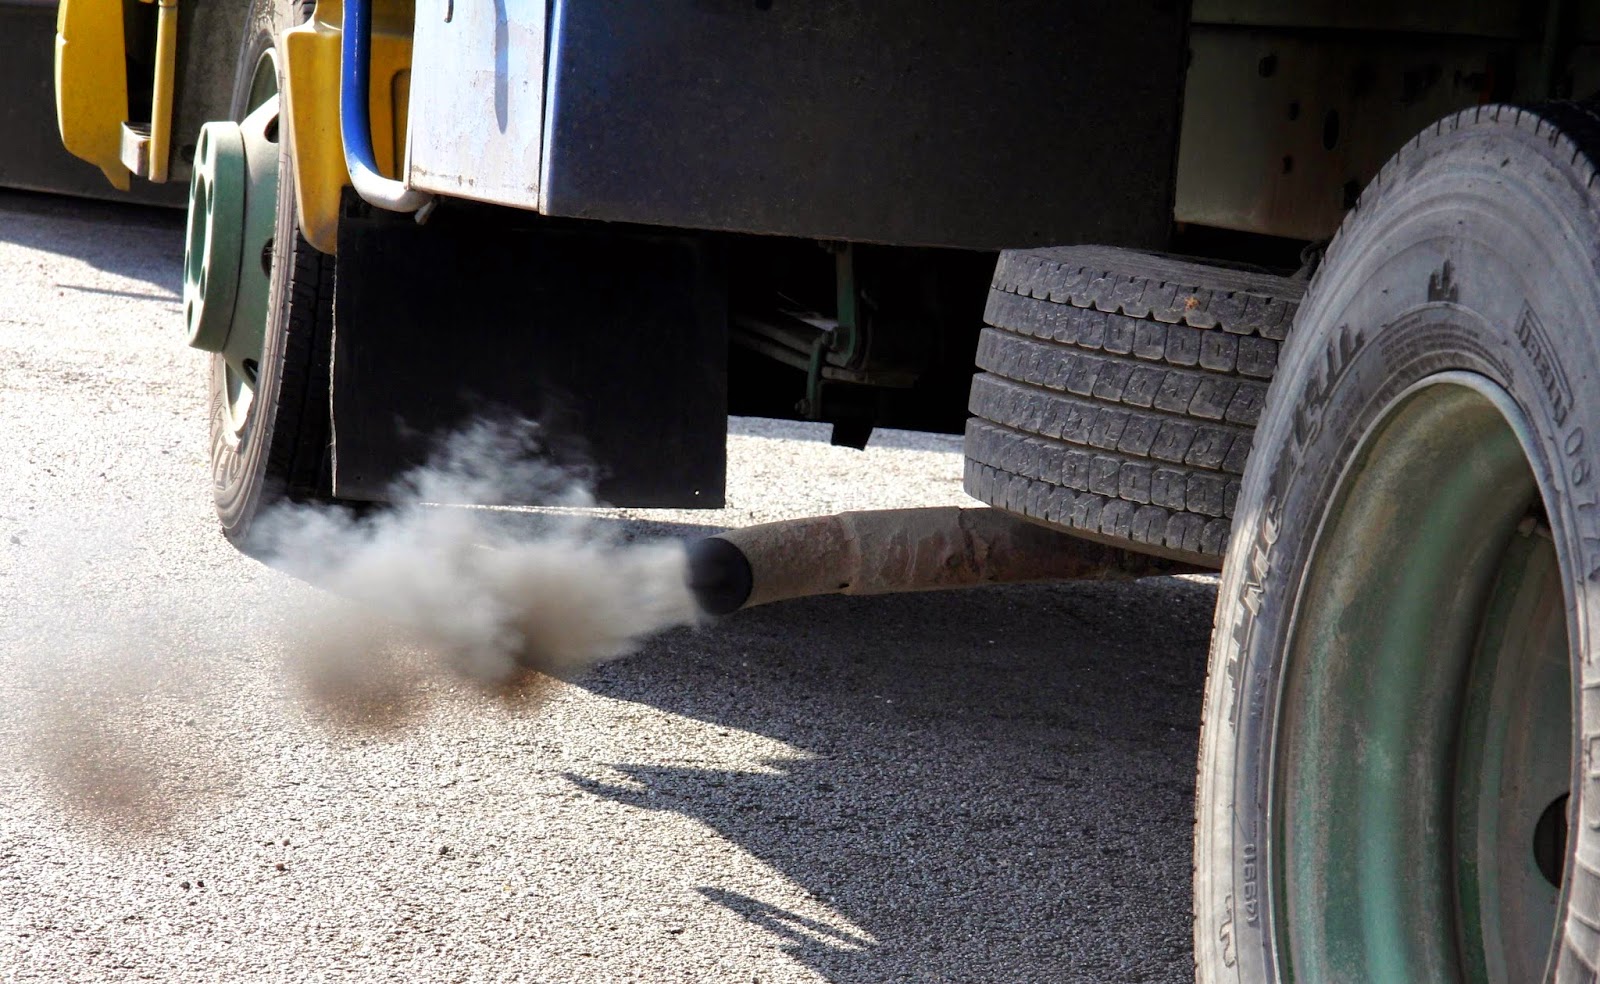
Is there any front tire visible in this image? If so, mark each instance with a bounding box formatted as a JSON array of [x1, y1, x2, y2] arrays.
[[1197, 104, 1600, 983], [207, 0, 336, 541]]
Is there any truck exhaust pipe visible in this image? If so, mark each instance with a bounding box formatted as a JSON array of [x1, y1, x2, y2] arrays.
[[686, 507, 1199, 616]]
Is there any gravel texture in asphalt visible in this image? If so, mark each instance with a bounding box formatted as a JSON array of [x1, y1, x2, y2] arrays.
[[0, 190, 1212, 982]]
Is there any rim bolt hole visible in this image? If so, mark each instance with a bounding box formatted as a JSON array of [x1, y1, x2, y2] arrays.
[[1533, 793, 1570, 888]]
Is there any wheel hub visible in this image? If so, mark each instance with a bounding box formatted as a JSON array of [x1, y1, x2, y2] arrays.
[[1274, 372, 1574, 984], [182, 94, 279, 378]]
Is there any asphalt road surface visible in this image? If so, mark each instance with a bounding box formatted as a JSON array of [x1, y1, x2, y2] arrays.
[[0, 189, 1214, 983]]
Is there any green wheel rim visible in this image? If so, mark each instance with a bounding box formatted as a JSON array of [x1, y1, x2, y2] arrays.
[[183, 120, 245, 354], [1274, 371, 1574, 983], [183, 50, 281, 435]]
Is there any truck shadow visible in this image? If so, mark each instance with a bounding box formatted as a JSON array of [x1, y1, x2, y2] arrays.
[[569, 575, 1216, 983], [0, 189, 184, 296]]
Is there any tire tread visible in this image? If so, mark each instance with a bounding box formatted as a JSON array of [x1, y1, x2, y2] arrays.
[[966, 245, 1301, 563]]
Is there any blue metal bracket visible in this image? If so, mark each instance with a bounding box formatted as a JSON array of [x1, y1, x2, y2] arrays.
[[340, 0, 432, 214]]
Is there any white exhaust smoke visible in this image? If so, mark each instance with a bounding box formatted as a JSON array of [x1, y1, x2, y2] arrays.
[[25, 418, 700, 828], [252, 418, 701, 728]]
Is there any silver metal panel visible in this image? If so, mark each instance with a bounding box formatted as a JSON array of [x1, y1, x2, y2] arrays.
[[405, 0, 546, 208]]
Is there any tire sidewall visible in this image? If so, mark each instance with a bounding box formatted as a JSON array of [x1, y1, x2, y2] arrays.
[[1197, 107, 1600, 982], [208, 0, 306, 538]]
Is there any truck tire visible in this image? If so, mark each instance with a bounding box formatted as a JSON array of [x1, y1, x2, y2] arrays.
[[963, 246, 1303, 566], [1196, 103, 1600, 983], [208, 0, 336, 542]]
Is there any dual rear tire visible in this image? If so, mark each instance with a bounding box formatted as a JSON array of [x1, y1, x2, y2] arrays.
[[1193, 104, 1600, 984], [968, 104, 1600, 982]]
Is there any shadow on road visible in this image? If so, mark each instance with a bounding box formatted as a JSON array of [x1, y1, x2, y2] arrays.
[[572, 574, 1217, 983], [0, 188, 184, 296]]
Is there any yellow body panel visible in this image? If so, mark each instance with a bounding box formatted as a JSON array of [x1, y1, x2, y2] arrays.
[[282, 0, 412, 255], [54, 0, 131, 190]]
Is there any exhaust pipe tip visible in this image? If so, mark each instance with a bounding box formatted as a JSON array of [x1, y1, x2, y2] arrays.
[[685, 507, 1202, 617], [686, 536, 753, 616]]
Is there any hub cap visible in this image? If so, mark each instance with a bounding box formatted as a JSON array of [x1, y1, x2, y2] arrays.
[[182, 53, 280, 433], [1274, 372, 1573, 983]]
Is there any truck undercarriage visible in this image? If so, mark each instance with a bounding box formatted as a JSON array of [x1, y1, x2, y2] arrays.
[[20, 0, 1600, 978]]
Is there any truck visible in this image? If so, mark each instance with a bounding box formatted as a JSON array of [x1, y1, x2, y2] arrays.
[[38, 0, 1600, 979]]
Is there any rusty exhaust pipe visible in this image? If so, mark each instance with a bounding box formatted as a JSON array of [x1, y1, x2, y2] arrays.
[[686, 506, 1201, 615]]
